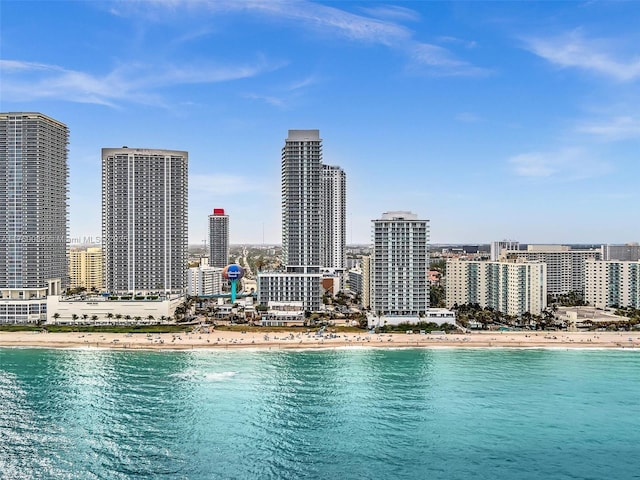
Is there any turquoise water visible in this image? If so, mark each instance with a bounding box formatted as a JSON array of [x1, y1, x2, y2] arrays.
[[1, 347, 639, 480]]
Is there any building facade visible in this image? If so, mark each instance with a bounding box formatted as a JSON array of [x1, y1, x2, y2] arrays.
[[0, 112, 68, 323], [361, 255, 371, 309], [187, 265, 223, 297], [601, 244, 640, 262], [371, 211, 429, 316], [446, 259, 547, 316], [490, 240, 520, 261], [321, 164, 346, 270], [500, 245, 599, 297], [281, 129, 322, 272], [69, 247, 103, 292], [584, 260, 640, 309], [102, 147, 188, 295], [257, 272, 322, 313], [47, 294, 183, 324], [208, 208, 229, 268]]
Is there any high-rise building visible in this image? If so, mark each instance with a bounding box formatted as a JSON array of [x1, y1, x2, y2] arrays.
[[102, 147, 188, 295], [584, 260, 640, 309], [321, 164, 346, 270], [500, 245, 600, 297], [281, 129, 322, 272], [208, 208, 229, 268], [258, 130, 349, 313], [601, 244, 640, 262], [490, 240, 520, 261], [69, 247, 103, 292], [446, 259, 547, 316], [258, 130, 328, 312], [0, 112, 68, 323], [371, 211, 429, 316]]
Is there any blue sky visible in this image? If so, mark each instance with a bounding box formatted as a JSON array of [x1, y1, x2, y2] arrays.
[[1, 1, 639, 245]]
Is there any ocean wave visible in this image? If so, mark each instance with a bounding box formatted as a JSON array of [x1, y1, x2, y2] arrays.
[[203, 371, 238, 381]]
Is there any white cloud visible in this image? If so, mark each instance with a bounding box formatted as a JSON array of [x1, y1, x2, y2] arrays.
[[127, 0, 485, 76], [524, 30, 640, 81], [139, 0, 412, 46], [242, 92, 286, 108], [437, 36, 478, 49], [508, 147, 610, 180], [0, 58, 280, 107], [577, 116, 640, 140], [455, 112, 482, 123], [358, 5, 421, 23], [409, 43, 491, 76]]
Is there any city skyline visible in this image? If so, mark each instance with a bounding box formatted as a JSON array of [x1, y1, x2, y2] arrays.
[[1, 1, 639, 245]]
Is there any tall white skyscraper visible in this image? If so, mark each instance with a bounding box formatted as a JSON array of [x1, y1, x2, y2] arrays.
[[321, 164, 346, 270], [371, 211, 429, 316], [281, 129, 322, 272], [208, 208, 229, 268], [259, 130, 349, 314], [0, 112, 68, 323], [102, 147, 188, 295]]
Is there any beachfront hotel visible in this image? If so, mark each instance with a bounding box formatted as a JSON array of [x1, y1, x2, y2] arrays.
[[208, 208, 229, 268], [584, 260, 640, 310], [0, 112, 67, 323], [102, 147, 188, 295], [69, 247, 103, 292], [371, 211, 430, 317], [445, 259, 547, 316]]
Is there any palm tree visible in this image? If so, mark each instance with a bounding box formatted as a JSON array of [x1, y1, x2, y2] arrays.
[[52, 312, 60, 324], [91, 315, 98, 324], [147, 315, 155, 324]]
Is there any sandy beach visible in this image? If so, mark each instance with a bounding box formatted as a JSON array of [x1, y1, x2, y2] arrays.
[[1, 330, 640, 350]]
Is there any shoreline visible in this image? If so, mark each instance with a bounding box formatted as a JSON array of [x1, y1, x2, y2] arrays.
[[1, 331, 640, 351]]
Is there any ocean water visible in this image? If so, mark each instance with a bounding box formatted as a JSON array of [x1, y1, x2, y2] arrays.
[[1, 347, 639, 480]]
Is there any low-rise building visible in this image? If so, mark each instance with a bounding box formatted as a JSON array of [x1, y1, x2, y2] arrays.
[[0, 279, 62, 324], [187, 260, 223, 297], [259, 301, 305, 327], [367, 308, 457, 329], [46, 294, 184, 324]]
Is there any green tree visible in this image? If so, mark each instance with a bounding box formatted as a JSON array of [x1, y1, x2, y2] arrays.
[[429, 284, 446, 308]]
